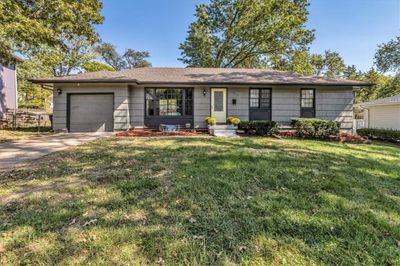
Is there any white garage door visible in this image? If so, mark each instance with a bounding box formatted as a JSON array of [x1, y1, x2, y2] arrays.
[[369, 105, 400, 130], [68, 94, 114, 132]]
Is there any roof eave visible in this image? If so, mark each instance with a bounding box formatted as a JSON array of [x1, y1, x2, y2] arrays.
[[30, 79, 139, 84], [30, 79, 373, 87], [136, 81, 373, 86], [362, 102, 400, 108]]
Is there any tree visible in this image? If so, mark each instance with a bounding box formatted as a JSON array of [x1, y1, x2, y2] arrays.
[[95, 43, 152, 70], [83, 61, 115, 72], [373, 74, 400, 99], [375, 36, 400, 74], [315, 50, 345, 77], [94, 43, 125, 70], [123, 49, 152, 68], [271, 49, 346, 77], [343, 65, 364, 81], [344, 67, 390, 103], [0, 0, 103, 60], [17, 58, 53, 107], [179, 0, 314, 68], [33, 35, 95, 77]]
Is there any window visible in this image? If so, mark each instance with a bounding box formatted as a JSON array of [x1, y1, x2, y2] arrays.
[[301, 89, 315, 108], [146, 88, 193, 116], [250, 88, 271, 108]]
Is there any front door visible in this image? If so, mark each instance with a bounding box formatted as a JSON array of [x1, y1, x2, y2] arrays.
[[211, 88, 227, 123]]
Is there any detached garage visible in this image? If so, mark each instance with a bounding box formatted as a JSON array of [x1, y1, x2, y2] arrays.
[[362, 94, 400, 130], [67, 94, 114, 132]]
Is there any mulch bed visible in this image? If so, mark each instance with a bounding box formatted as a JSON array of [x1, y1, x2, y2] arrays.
[[116, 129, 209, 137]]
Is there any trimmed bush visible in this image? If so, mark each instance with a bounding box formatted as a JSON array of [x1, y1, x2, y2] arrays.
[[205, 117, 217, 125], [238, 120, 278, 136], [227, 116, 241, 125], [357, 128, 400, 143], [291, 118, 340, 139]]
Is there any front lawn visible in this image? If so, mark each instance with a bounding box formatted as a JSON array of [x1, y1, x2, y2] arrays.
[[0, 127, 52, 142], [0, 137, 399, 265]]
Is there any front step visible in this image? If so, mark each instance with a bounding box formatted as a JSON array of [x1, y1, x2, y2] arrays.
[[208, 125, 239, 138]]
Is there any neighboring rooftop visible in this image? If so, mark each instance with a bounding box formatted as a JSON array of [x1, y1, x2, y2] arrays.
[[362, 94, 400, 107], [31, 67, 372, 86]]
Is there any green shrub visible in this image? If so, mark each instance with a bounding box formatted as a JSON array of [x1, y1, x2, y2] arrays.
[[205, 117, 217, 125], [357, 128, 400, 143], [291, 118, 340, 139], [238, 120, 278, 136], [18, 101, 47, 109], [227, 116, 241, 125]]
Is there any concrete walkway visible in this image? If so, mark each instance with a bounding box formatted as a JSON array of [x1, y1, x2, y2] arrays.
[[0, 133, 112, 170]]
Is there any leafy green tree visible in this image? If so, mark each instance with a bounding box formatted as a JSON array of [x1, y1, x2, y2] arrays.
[[123, 49, 152, 68], [0, 0, 103, 60], [95, 43, 151, 70], [179, 0, 314, 68], [95, 43, 125, 70], [318, 50, 346, 77], [373, 75, 400, 99], [343, 65, 364, 81], [17, 58, 53, 107], [33, 35, 95, 77], [347, 68, 389, 103], [375, 36, 400, 74], [83, 61, 115, 72], [271, 49, 345, 77]]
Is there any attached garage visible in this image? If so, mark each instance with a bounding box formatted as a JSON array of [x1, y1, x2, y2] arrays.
[[67, 93, 114, 132]]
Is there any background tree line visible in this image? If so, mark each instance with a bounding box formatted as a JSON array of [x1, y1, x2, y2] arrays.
[[1, 0, 151, 108], [178, 0, 400, 104], [1, 0, 398, 107]]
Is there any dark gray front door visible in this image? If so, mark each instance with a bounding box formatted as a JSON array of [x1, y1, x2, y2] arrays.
[[68, 94, 114, 132]]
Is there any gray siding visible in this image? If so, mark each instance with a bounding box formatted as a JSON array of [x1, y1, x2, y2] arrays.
[[129, 85, 145, 128], [227, 87, 249, 121], [316, 87, 354, 130], [271, 86, 301, 125], [53, 84, 130, 132], [194, 86, 210, 128], [51, 83, 354, 132]]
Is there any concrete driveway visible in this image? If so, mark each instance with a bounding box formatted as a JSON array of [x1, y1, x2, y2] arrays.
[[0, 133, 112, 170]]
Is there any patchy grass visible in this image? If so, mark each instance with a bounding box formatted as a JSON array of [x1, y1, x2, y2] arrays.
[[0, 137, 399, 265], [0, 127, 52, 142]]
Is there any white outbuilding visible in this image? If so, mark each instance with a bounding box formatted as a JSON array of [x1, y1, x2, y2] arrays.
[[362, 94, 400, 130]]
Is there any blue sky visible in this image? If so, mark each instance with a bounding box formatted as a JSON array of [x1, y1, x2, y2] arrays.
[[97, 0, 399, 71]]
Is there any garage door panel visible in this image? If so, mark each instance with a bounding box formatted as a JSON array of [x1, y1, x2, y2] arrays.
[[69, 94, 114, 132]]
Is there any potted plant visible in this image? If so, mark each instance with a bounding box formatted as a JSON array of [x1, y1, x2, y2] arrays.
[[227, 116, 240, 129], [205, 117, 217, 134], [205, 117, 217, 126]]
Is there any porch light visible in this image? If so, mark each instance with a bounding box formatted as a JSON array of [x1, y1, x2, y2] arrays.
[[57, 88, 62, 95], [203, 89, 207, 96]]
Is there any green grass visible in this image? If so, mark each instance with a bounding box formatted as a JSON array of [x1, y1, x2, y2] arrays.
[[0, 127, 52, 142], [0, 137, 399, 265]]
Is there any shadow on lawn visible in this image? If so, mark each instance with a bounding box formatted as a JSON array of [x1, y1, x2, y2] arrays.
[[0, 137, 399, 265]]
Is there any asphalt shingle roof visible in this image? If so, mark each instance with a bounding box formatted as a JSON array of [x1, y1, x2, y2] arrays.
[[31, 67, 372, 86], [362, 94, 400, 107]]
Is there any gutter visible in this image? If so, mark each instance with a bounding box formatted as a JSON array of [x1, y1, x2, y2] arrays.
[[30, 79, 139, 84], [30, 79, 373, 87], [361, 102, 400, 108]]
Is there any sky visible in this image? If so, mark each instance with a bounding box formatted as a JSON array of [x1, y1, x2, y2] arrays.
[[97, 0, 400, 71]]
